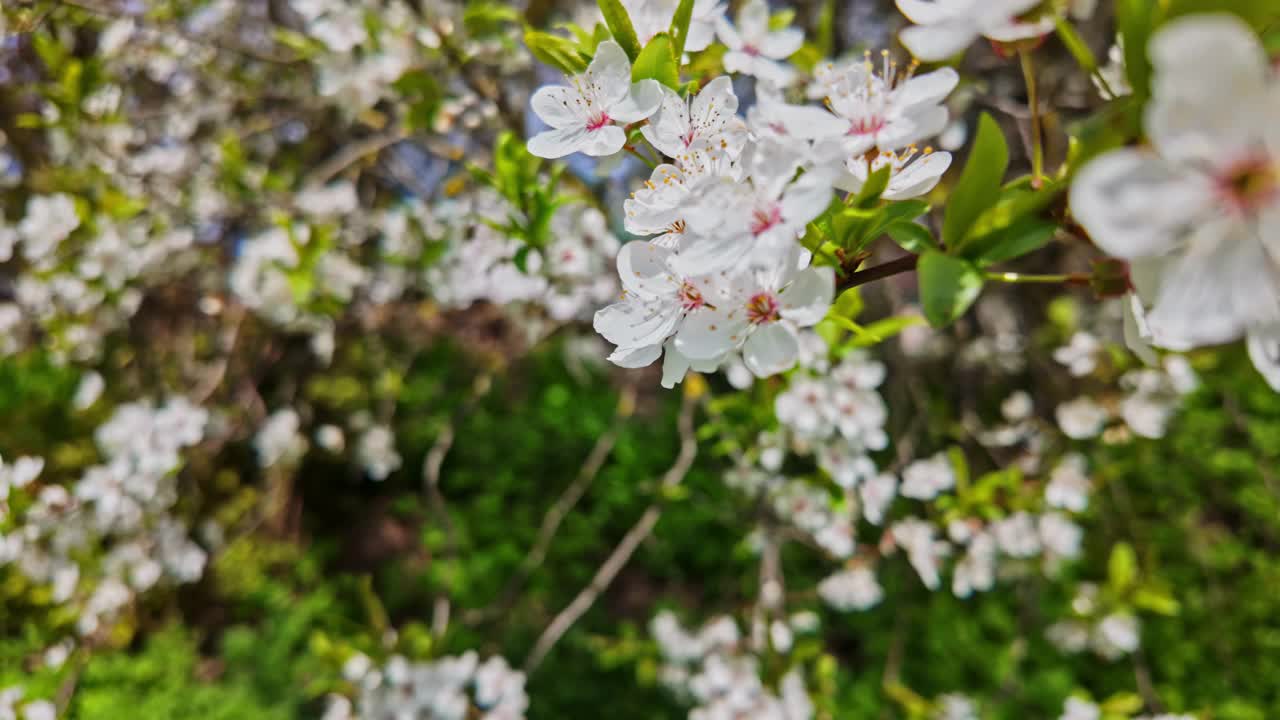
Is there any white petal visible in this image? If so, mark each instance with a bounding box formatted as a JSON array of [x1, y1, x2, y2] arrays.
[[675, 306, 748, 359], [877, 105, 948, 151], [1146, 220, 1280, 349], [895, 0, 961, 24], [579, 125, 629, 157], [660, 339, 693, 388], [892, 67, 959, 109], [778, 267, 835, 326], [736, 0, 769, 42], [670, 232, 751, 276], [780, 173, 834, 228], [610, 80, 664, 123], [760, 28, 804, 59], [617, 240, 679, 299], [1247, 326, 1280, 392], [884, 152, 951, 200], [530, 85, 589, 129], [527, 126, 589, 159], [609, 343, 663, 368], [714, 13, 743, 50], [594, 300, 682, 348], [899, 22, 977, 62], [585, 41, 634, 107], [691, 76, 739, 134], [1149, 15, 1267, 108], [1069, 149, 1213, 260], [641, 85, 692, 158], [743, 322, 800, 377]]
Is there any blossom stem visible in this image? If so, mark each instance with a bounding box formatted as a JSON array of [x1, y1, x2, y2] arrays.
[[836, 254, 919, 290], [624, 145, 658, 170], [983, 271, 1087, 285], [1019, 49, 1045, 188]]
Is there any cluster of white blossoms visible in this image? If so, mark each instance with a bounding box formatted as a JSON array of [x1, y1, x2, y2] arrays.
[[527, 0, 962, 386], [1055, 355, 1198, 441], [650, 611, 816, 720], [1071, 15, 1280, 391], [0, 687, 55, 720], [0, 397, 209, 639], [1047, 582, 1142, 661], [324, 651, 528, 720], [894, 0, 1098, 61]]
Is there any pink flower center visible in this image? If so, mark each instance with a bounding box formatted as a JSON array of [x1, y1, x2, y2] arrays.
[[746, 292, 780, 325], [743, 44, 760, 56], [586, 112, 612, 132], [1216, 154, 1279, 214], [750, 205, 783, 235], [677, 281, 706, 311], [847, 116, 886, 136]]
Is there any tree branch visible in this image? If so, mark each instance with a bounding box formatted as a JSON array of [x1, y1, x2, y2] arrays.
[[836, 254, 919, 291], [523, 392, 699, 673]]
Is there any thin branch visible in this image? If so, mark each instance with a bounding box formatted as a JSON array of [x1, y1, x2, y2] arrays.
[[465, 385, 636, 624], [836, 254, 919, 291], [523, 392, 699, 673], [303, 126, 410, 188], [423, 421, 457, 638]]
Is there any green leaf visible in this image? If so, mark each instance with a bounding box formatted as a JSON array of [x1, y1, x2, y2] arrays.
[[669, 0, 696, 59], [847, 314, 925, 348], [832, 288, 864, 320], [886, 222, 938, 254], [524, 29, 589, 74], [962, 216, 1059, 267], [768, 9, 796, 31], [851, 164, 893, 209], [1109, 542, 1138, 592], [1100, 693, 1144, 715], [633, 33, 680, 89], [918, 251, 984, 327], [943, 113, 1009, 251], [1133, 588, 1180, 616], [1054, 16, 1098, 73], [598, 0, 643, 60], [1116, 0, 1157, 99]]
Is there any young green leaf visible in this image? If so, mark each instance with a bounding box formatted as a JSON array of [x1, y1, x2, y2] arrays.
[[918, 251, 984, 327], [633, 33, 680, 89], [598, 0, 643, 60], [1109, 541, 1138, 592], [669, 0, 696, 59], [962, 216, 1059, 267], [886, 222, 938, 255], [942, 113, 1009, 251], [524, 30, 589, 74], [851, 164, 893, 209]]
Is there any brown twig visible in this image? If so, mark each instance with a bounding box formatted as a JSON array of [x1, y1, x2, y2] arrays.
[[837, 255, 920, 291], [465, 385, 636, 624], [523, 392, 699, 673], [423, 420, 457, 638], [303, 126, 410, 188]]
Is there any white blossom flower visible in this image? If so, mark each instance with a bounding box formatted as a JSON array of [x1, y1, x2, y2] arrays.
[[18, 194, 80, 265], [255, 409, 308, 468], [810, 52, 957, 162], [992, 511, 1041, 558], [1038, 512, 1083, 559], [1053, 331, 1103, 377], [894, 0, 1047, 61], [527, 41, 662, 158], [1060, 697, 1101, 720], [1046, 454, 1090, 512], [900, 452, 954, 500], [1055, 397, 1108, 440], [890, 517, 950, 589], [818, 566, 883, 611], [1092, 612, 1140, 659], [641, 76, 745, 160], [935, 694, 979, 720], [839, 146, 952, 200], [715, 0, 803, 85], [674, 249, 834, 377], [357, 425, 402, 481], [1071, 16, 1280, 385], [859, 472, 897, 525]]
